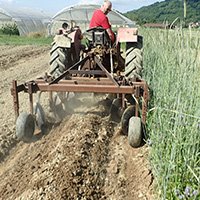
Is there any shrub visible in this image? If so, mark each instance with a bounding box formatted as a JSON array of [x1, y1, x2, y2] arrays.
[[0, 24, 20, 35]]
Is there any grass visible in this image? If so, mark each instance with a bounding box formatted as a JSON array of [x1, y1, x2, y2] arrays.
[[141, 27, 200, 199], [0, 34, 53, 45]]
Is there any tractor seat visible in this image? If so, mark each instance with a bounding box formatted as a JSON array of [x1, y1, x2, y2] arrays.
[[85, 27, 111, 47]]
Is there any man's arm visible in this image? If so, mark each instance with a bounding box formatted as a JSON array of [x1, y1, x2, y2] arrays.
[[106, 28, 115, 43]]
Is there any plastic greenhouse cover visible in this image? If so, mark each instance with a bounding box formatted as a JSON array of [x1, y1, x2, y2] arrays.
[[0, 6, 51, 35], [51, 4, 134, 33]]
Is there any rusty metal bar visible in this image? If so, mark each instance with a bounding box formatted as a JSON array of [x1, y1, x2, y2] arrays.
[[36, 83, 138, 94], [37, 77, 112, 82], [36, 78, 114, 85], [50, 55, 90, 84], [38, 77, 148, 87], [141, 82, 149, 124], [14, 79, 148, 94], [122, 94, 125, 109], [28, 83, 34, 114], [135, 101, 139, 117], [11, 80, 19, 120], [135, 87, 140, 117], [94, 56, 119, 86], [67, 77, 112, 82], [16, 84, 27, 93], [11, 77, 149, 124], [69, 70, 106, 75]]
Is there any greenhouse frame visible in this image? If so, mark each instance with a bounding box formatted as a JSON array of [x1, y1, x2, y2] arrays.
[[0, 6, 51, 36], [50, 4, 135, 35]]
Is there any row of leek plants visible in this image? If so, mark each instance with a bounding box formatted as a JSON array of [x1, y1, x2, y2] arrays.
[[141, 28, 200, 199]]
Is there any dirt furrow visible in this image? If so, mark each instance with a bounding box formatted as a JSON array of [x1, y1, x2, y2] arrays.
[[0, 45, 50, 162]]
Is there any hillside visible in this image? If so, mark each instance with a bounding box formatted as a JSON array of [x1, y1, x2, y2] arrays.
[[124, 0, 200, 25]]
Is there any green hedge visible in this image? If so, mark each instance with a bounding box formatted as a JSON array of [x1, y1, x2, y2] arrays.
[[0, 24, 19, 35]]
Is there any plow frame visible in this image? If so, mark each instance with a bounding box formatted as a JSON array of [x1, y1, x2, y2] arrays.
[[11, 55, 149, 124]]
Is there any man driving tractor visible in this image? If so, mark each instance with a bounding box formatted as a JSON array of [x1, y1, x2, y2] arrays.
[[89, 0, 115, 43]]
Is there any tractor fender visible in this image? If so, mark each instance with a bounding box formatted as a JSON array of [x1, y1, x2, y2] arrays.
[[54, 34, 72, 48], [116, 27, 139, 44]]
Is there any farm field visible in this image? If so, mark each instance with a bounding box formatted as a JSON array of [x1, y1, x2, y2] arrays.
[[0, 27, 199, 200], [0, 45, 153, 199]]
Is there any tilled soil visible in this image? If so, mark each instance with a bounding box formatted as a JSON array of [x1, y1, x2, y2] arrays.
[[0, 45, 154, 200]]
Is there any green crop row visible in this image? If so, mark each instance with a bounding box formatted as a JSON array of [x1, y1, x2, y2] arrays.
[[0, 33, 53, 45], [141, 28, 200, 199]]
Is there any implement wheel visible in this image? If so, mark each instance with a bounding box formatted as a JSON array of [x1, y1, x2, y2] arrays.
[[128, 116, 143, 148], [49, 92, 68, 122], [109, 98, 123, 122], [33, 102, 46, 134], [121, 105, 135, 135], [16, 112, 35, 142]]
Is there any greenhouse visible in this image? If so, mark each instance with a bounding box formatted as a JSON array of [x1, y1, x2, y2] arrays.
[[0, 6, 51, 36], [50, 4, 135, 35]]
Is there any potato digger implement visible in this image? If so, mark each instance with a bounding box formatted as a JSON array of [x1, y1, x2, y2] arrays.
[[11, 26, 149, 148]]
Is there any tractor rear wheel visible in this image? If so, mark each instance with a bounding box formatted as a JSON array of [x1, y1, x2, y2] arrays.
[[49, 43, 71, 78], [125, 39, 143, 80]]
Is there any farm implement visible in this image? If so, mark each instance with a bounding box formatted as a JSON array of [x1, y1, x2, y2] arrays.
[[11, 26, 149, 147]]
